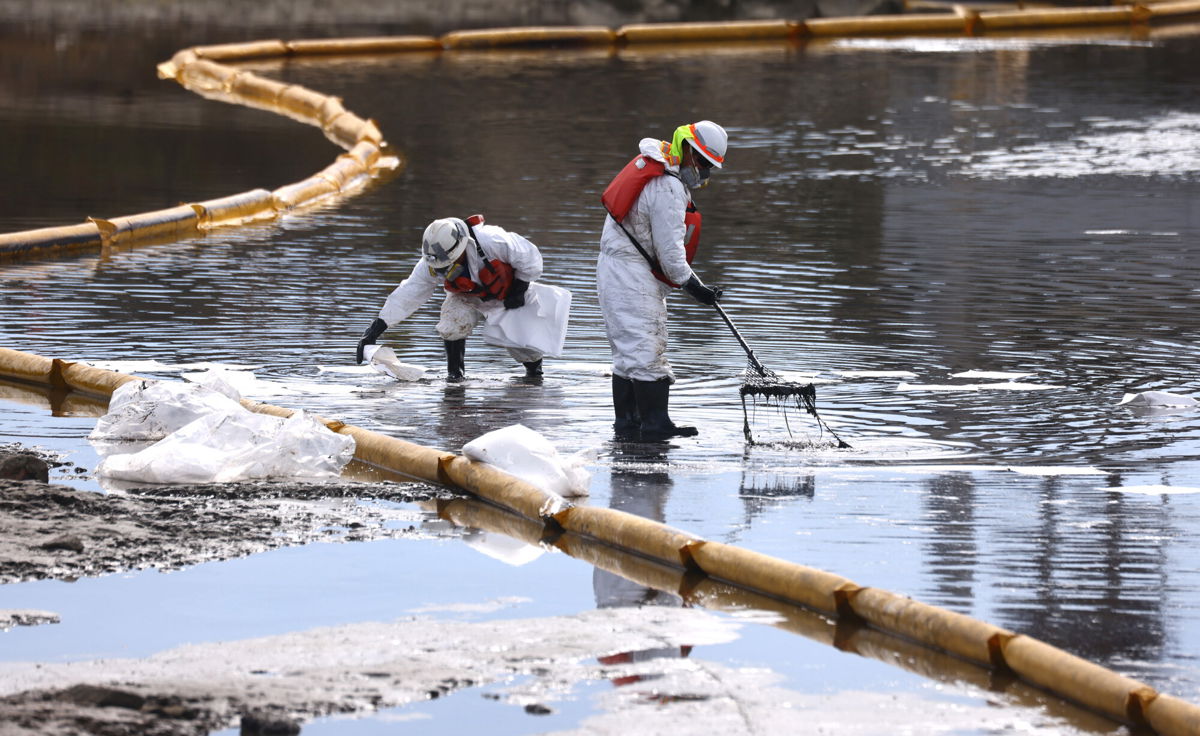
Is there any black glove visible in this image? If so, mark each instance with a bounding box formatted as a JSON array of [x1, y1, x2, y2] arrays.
[[504, 278, 531, 310], [356, 317, 388, 364], [683, 275, 721, 306]]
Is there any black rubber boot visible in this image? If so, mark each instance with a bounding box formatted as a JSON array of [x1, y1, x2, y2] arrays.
[[612, 374, 640, 439], [631, 378, 698, 440], [522, 359, 544, 383], [444, 339, 466, 382]]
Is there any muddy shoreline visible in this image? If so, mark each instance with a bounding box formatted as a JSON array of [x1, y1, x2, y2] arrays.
[[1, 603, 750, 736], [0, 477, 453, 586], [0, 446, 460, 734]]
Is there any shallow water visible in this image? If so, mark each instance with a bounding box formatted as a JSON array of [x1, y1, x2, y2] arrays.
[[2, 21, 1200, 734]]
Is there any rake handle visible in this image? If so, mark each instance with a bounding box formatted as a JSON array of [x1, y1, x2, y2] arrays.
[[713, 302, 769, 377]]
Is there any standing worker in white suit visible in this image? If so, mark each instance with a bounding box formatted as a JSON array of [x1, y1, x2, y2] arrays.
[[597, 120, 728, 440], [355, 215, 546, 381]]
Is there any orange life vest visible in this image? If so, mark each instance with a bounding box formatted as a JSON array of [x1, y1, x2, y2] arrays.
[[601, 154, 702, 288], [442, 216, 516, 301]]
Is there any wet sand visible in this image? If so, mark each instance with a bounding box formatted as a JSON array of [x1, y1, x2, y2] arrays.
[[1, 601, 755, 736], [0, 477, 450, 586]]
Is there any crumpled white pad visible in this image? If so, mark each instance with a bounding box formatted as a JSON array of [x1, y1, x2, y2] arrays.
[[1118, 390, 1198, 408], [91, 379, 354, 483], [364, 344, 427, 382], [463, 424, 592, 498]]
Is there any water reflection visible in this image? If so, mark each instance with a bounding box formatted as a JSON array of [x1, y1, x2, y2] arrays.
[[595, 442, 682, 609], [594, 441, 693, 687], [994, 476, 1171, 670], [922, 472, 978, 609], [731, 467, 816, 544]]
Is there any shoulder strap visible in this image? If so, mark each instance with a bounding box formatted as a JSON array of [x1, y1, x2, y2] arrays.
[[606, 206, 660, 275], [604, 174, 688, 281], [465, 220, 500, 278]]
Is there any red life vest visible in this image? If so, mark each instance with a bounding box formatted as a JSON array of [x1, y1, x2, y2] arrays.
[[601, 154, 702, 288], [442, 218, 515, 301], [444, 260, 515, 301]]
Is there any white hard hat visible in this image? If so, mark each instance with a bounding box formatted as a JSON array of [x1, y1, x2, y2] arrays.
[[421, 217, 472, 271], [689, 120, 727, 169]]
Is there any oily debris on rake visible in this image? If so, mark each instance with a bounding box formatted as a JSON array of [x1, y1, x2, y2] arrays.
[[738, 365, 849, 448]]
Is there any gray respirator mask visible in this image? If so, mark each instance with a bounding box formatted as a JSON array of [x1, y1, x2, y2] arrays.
[[680, 164, 710, 190]]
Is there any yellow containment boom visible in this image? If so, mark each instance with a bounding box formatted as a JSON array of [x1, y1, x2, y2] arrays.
[[441, 26, 617, 48], [1, 345, 1198, 735], [617, 19, 799, 43]]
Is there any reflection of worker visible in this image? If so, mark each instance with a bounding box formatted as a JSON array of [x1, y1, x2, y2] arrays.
[[594, 444, 691, 684], [598, 121, 728, 440], [592, 452, 682, 609], [355, 216, 545, 381]]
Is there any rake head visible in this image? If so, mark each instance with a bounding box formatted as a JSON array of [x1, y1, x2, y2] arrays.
[[737, 363, 849, 448]]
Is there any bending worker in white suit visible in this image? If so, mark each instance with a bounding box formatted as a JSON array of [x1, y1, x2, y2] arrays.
[[597, 120, 728, 440], [355, 215, 545, 381]]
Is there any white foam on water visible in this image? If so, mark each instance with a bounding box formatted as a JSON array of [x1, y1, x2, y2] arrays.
[[897, 382, 980, 392], [317, 364, 379, 374], [1085, 229, 1180, 236], [1118, 390, 1198, 407], [951, 370, 1033, 380], [546, 361, 613, 375], [775, 436, 981, 464], [976, 381, 1064, 391], [773, 370, 825, 382], [897, 381, 1062, 392], [838, 370, 918, 378], [1110, 485, 1200, 496], [1006, 465, 1107, 476], [84, 359, 263, 373]]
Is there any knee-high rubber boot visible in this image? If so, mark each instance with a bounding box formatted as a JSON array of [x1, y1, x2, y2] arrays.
[[522, 359, 543, 381], [632, 378, 698, 440], [444, 339, 466, 381], [612, 375, 640, 438]]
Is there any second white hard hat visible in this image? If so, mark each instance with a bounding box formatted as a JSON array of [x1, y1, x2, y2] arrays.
[[421, 217, 472, 271]]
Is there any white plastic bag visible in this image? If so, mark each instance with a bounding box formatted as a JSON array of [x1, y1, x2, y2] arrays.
[[91, 379, 355, 483], [89, 379, 245, 441], [1118, 390, 1198, 408], [482, 283, 571, 358], [363, 344, 427, 382], [462, 424, 591, 498], [97, 408, 355, 484], [180, 367, 257, 399], [1118, 390, 1198, 416]]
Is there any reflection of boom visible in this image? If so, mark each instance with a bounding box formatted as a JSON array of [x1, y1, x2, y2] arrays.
[[431, 494, 1125, 732]]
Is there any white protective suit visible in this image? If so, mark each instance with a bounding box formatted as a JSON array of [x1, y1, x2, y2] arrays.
[[377, 223, 545, 363], [597, 138, 697, 382]]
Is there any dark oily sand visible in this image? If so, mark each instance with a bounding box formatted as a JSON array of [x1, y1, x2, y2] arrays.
[[0, 477, 455, 585]]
